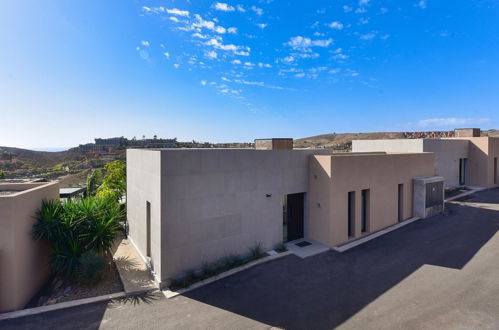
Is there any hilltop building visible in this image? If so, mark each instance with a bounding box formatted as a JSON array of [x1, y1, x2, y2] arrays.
[[126, 139, 441, 287]]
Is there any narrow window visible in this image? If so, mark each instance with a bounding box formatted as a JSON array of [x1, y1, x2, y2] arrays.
[[398, 184, 404, 222], [348, 191, 356, 238], [459, 158, 467, 186], [146, 201, 151, 258], [494, 157, 498, 185], [361, 189, 370, 233]]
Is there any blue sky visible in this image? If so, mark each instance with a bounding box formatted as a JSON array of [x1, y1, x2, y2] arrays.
[[1, 0, 499, 149]]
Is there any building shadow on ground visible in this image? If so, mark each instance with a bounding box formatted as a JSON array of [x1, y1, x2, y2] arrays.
[[182, 189, 499, 330]]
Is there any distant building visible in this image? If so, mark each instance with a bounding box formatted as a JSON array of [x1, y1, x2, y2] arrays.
[[352, 128, 499, 189], [77, 137, 178, 153]]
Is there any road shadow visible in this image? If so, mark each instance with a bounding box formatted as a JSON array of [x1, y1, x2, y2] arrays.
[[182, 189, 499, 330]]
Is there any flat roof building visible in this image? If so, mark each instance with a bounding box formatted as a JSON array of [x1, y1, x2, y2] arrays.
[[352, 133, 499, 189], [127, 147, 438, 287]]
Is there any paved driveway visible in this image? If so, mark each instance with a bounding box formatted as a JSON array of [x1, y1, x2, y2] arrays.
[[2, 189, 499, 330]]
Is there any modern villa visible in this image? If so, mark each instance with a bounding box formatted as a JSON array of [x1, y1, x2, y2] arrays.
[[352, 128, 499, 189], [127, 139, 442, 287]]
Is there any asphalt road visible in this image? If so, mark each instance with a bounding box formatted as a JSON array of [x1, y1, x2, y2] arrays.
[[2, 189, 499, 330]]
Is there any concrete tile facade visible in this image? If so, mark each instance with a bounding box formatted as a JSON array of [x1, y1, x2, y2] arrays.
[[127, 148, 437, 285]]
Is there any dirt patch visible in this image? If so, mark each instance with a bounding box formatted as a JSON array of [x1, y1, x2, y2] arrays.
[[31, 253, 124, 307]]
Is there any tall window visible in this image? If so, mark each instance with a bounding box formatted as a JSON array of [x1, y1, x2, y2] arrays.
[[146, 201, 151, 258], [494, 157, 498, 185], [348, 191, 356, 238], [361, 189, 370, 233], [398, 184, 404, 222]]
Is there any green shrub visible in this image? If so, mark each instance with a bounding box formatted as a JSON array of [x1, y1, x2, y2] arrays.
[[33, 197, 124, 278], [275, 242, 288, 253], [78, 251, 106, 283], [248, 242, 265, 260]]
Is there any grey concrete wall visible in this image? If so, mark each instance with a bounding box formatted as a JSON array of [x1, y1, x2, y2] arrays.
[[127, 148, 333, 284], [0, 182, 59, 312], [126, 149, 163, 283], [422, 139, 469, 188]]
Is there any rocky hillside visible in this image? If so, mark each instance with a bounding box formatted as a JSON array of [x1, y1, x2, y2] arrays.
[[294, 132, 405, 149]]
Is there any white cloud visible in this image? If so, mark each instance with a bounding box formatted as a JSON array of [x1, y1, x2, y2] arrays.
[[358, 18, 369, 25], [329, 68, 341, 74], [282, 56, 295, 63], [258, 62, 272, 68], [417, 117, 490, 128], [328, 21, 344, 30], [192, 14, 229, 34], [205, 50, 218, 59], [200, 80, 207, 85], [169, 17, 180, 23], [205, 38, 250, 55], [243, 62, 255, 67], [233, 79, 296, 91], [236, 4, 246, 12], [359, 0, 370, 5], [228, 27, 238, 34], [343, 5, 353, 13], [192, 32, 210, 39], [213, 3, 235, 11], [166, 8, 190, 17], [141, 40, 150, 47], [256, 23, 268, 29], [360, 32, 377, 40], [313, 32, 325, 37], [286, 36, 333, 49], [355, 8, 366, 14], [231, 59, 241, 64], [380, 34, 390, 40], [163, 52, 170, 58], [173, 63, 180, 69], [251, 6, 263, 15], [416, 0, 427, 9]]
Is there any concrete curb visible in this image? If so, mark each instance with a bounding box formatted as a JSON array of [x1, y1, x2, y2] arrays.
[[333, 217, 421, 252], [445, 188, 484, 202], [163, 251, 292, 299], [0, 291, 128, 321], [0, 288, 161, 321]]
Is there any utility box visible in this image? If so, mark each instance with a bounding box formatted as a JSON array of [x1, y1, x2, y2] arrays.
[[413, 176, 445, 218], [254, 138, 293, 150]]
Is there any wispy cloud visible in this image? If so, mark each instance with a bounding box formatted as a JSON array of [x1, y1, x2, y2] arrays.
[[205, 38, 250, 56], [141, 40, 150, 47], [251, 6, 263, 15], [415, 0, 427, 9], [213, 3, 235, 12], [328, 21, 344, 30], [286, 36, 333, 50], [256, 23, 268, 29], [417, 117, 490, 128]]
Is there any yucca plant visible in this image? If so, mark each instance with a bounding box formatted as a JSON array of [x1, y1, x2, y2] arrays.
[[33, 196, 123, 280]]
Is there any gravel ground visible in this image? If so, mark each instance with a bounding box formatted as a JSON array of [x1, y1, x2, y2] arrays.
[[31, 253, 124, 307]]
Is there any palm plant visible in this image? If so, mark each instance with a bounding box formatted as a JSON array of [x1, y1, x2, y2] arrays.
[[33, 196, 124, 279]]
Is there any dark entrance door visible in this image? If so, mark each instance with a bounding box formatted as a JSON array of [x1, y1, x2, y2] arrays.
[[285, 193, 305, 242]]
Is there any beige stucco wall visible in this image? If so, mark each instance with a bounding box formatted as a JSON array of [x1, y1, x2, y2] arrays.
[[127, 148, 333, 284], [458, 137, 499, 188], [308, 153, 435, 247], [0, 182, 59, 312], [353, 139, 467, 188]]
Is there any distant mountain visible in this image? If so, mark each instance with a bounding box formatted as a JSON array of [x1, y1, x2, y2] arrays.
[[294, 132, 405, 149], [0, 146, 82, 168], [294, 129, 499, 149]]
